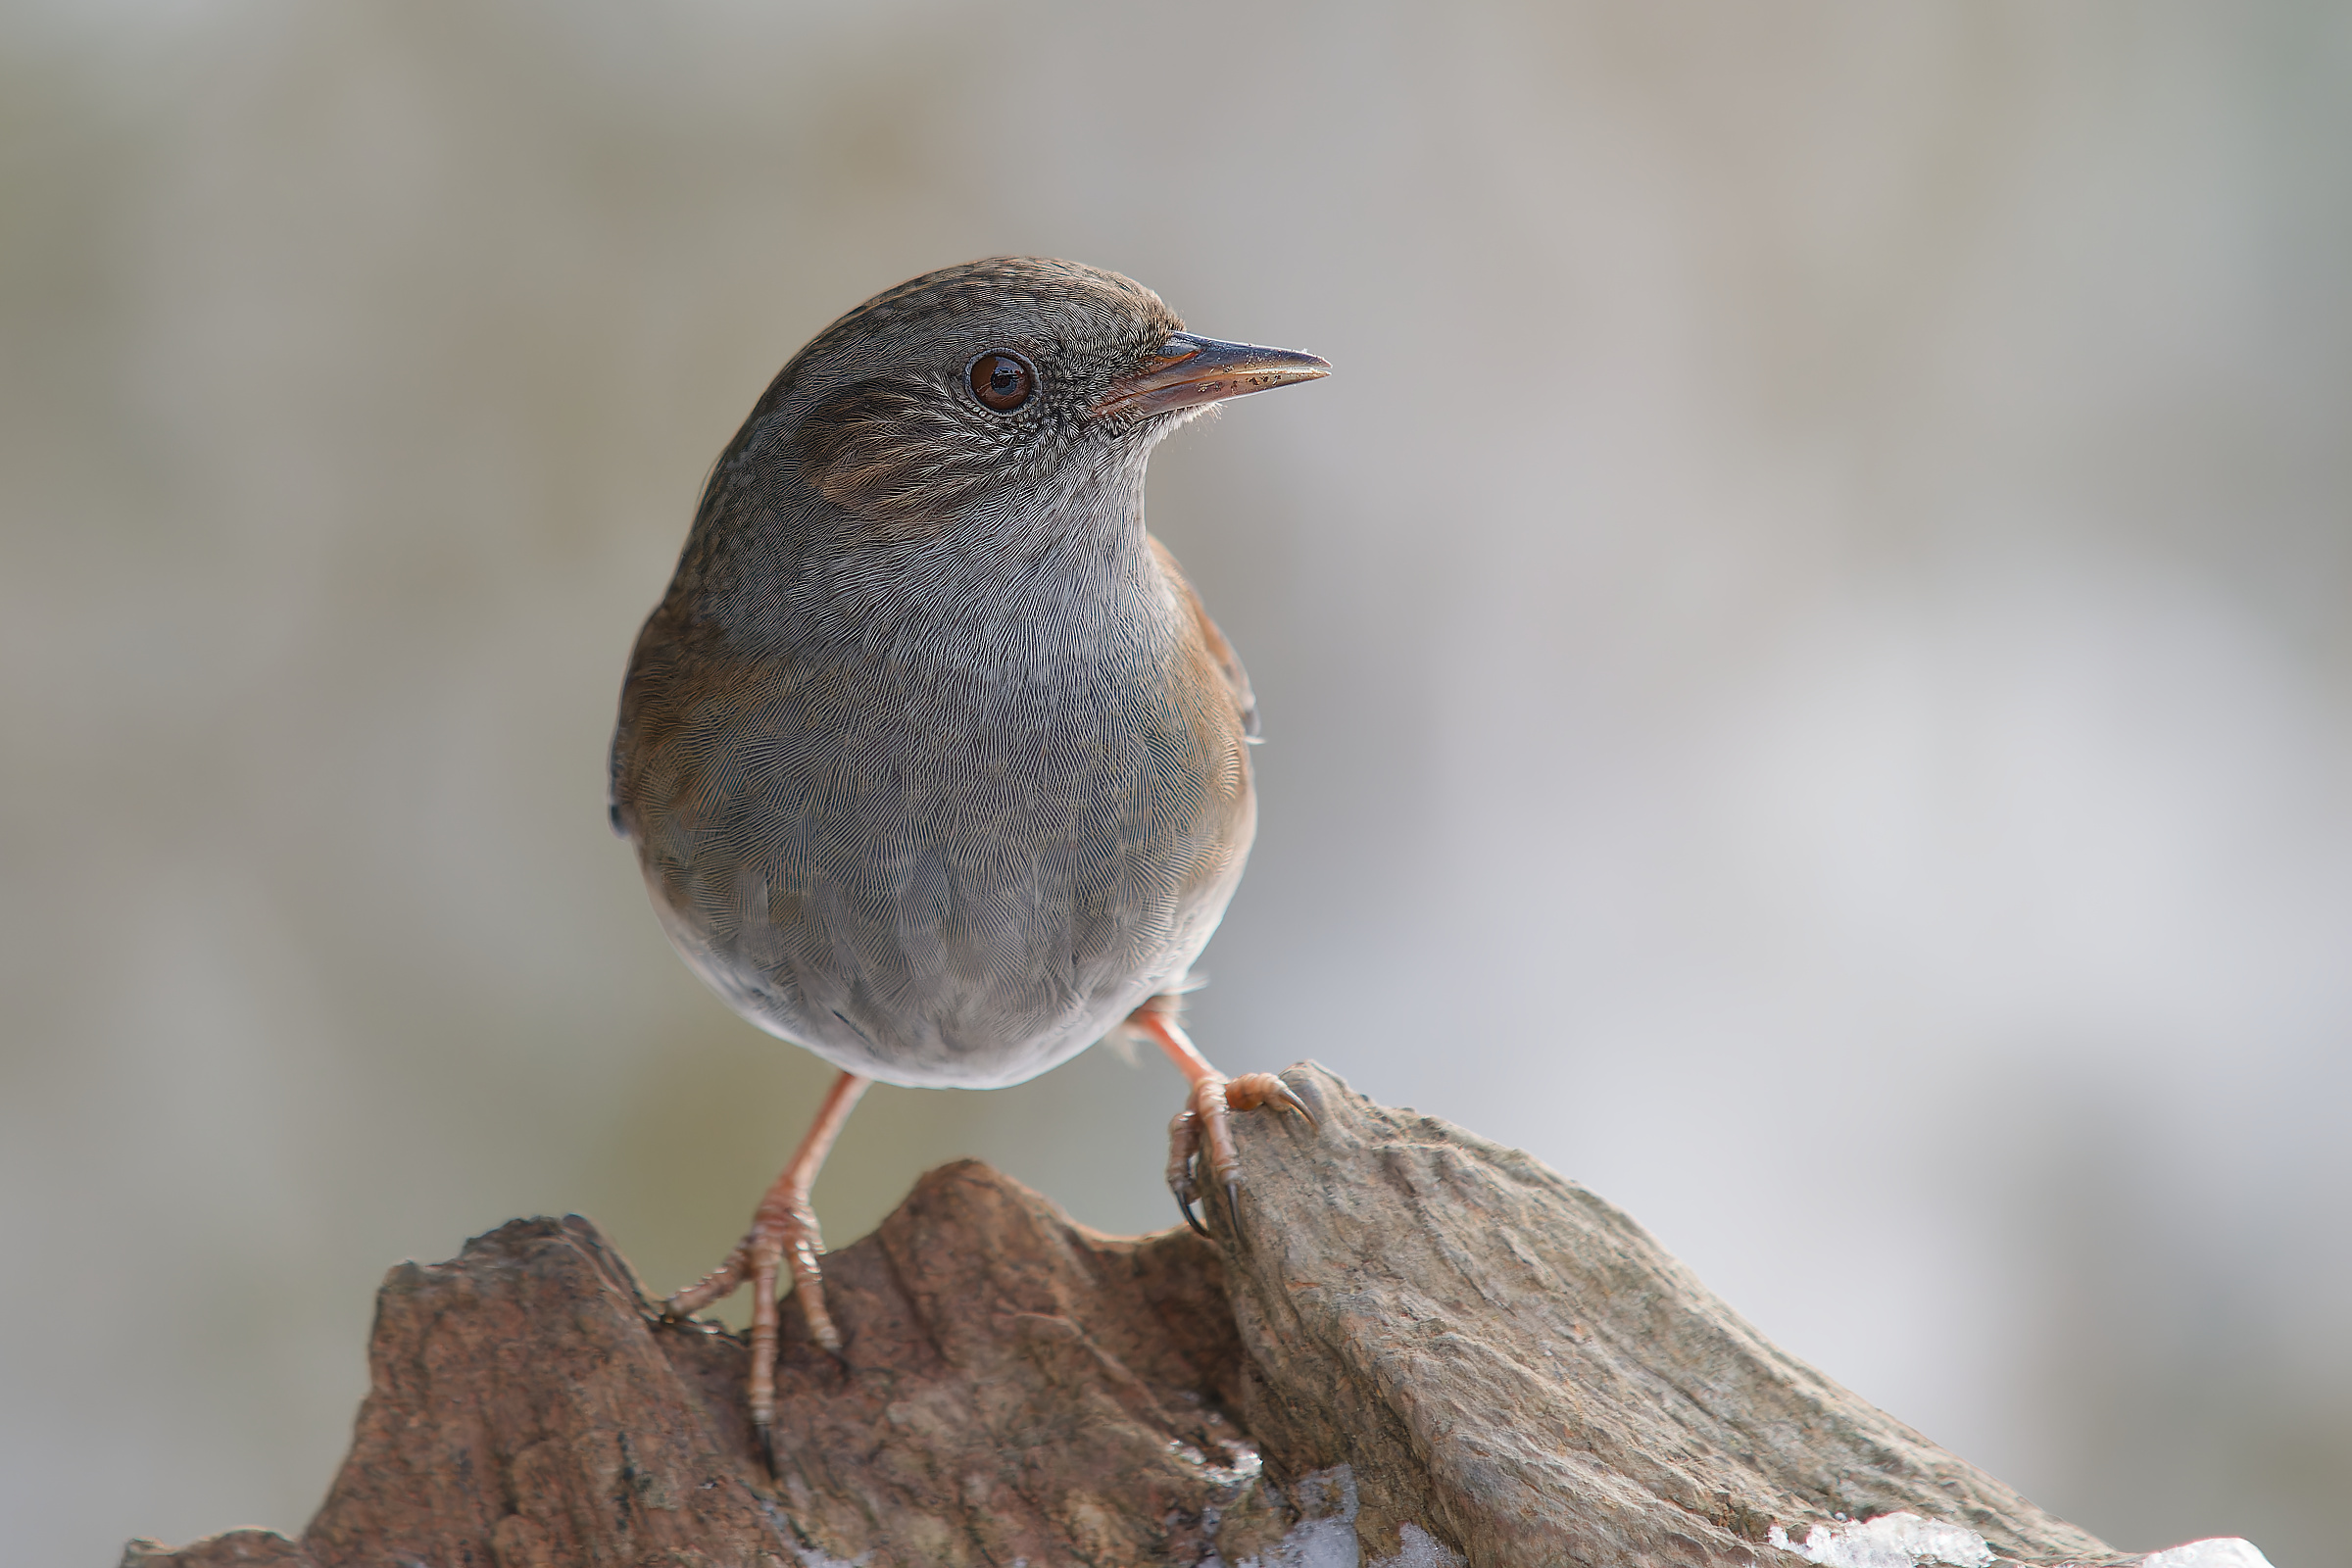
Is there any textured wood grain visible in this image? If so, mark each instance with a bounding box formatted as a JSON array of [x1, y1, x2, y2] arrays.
[[1213, 1068, 2129, 1567], [128, 1064, 2131, 1568]]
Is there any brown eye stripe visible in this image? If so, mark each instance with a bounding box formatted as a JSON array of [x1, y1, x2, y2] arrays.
[[968, 352, 1035, 413]]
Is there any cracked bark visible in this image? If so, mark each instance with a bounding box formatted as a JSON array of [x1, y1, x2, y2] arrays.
[[124, 1063, 2132, 1568]]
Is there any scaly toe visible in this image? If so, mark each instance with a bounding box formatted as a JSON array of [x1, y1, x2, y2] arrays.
[[1224, 1071, 1315, 1124], [662, 1247, 751, 1322], [1165, 1106, 1210, 1237], [1190, 1075, 1243, 1193]]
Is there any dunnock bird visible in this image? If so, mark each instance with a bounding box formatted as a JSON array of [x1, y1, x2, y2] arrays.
[[610, 257, 1328, 1457]]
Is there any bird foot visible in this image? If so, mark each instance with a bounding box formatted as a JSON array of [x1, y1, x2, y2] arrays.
[[661, 1193, 838, 1458], [656, 1070, 866, 1472], [1143, 1029, 1326, 1241]]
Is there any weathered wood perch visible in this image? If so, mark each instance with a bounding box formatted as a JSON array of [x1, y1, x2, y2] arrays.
[[129, 1063, 2160, 1568]]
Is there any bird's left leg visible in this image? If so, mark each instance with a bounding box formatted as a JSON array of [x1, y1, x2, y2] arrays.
[[1124, 996, 1312, 1237]]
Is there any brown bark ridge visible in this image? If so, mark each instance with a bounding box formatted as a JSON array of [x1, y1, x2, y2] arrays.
[[130, 1062, 2138, 1568]]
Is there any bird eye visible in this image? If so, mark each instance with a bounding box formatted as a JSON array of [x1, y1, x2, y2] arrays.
[[968, 351, 1035, 413]]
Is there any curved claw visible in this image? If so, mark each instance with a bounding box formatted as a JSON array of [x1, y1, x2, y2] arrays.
[[1134, 1008, 1315, 1241], [1167, 1104, 1210, 1235], [1264, 1077, 1316, 1125]]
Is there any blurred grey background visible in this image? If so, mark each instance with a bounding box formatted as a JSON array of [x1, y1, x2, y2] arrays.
[[4, 1, 2347, 1563]]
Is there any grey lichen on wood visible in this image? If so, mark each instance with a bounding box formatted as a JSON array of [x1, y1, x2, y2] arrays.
[[127, 1063, 2138, 1568]]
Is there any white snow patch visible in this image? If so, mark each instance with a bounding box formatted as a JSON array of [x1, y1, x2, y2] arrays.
[[1213, 1464, 1463, 1568], [1370, 1522, 1466, 1568], [787, 1545, 865, 1568], [2139, 1540, 2275, 1568], [1220, 1464, 1357, 1568], [1767, 1512, 1994, 1568], [1251, 1515, 1357, 1568]]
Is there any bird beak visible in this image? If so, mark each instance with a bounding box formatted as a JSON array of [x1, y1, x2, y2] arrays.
[[1092, 333, 1331, 419]]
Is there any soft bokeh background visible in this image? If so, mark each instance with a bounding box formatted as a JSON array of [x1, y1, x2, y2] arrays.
[[5, 2, 2347, 1563]]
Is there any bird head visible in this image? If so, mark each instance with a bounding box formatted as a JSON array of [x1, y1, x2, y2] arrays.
[[715, 257, 1329, 540]]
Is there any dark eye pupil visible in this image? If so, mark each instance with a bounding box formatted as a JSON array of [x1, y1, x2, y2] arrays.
[[970, 352, 1033, 411]]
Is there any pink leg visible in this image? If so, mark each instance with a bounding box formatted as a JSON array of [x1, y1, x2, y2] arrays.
[[663, 1069, 869, 1467], [1125, 1000, 1312, 1236]]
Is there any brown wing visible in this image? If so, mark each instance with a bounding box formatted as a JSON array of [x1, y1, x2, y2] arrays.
[[1148, 535, 1259, 742], [608, 600, 725, 841]]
